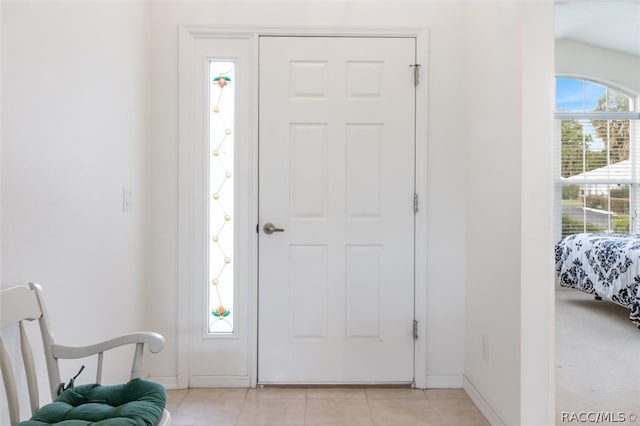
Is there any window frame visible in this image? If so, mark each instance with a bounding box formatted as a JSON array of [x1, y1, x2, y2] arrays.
[[554, 76, 640, 240]]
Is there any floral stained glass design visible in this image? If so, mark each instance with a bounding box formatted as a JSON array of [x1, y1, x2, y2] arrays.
[[209, 61, 235, 333]]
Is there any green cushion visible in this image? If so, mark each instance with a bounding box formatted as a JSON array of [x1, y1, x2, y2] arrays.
[[18, 378, 166, 426]]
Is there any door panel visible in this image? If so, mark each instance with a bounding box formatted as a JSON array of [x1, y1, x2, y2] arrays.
[[259, 36, 416, 383]]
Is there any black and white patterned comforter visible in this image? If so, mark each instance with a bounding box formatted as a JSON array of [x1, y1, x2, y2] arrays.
[[555, 233, 640, 327]]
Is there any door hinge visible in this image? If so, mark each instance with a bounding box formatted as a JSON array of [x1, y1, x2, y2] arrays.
[[413, 320, 418, 340], [413, 193, 419, 213], [410, 64, 421, 86]]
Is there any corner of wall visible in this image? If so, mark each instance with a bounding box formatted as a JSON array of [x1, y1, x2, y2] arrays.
[[463, 1, 555, 425], [463, 376, 506, 426], [0, 0, 4, 287], [520, 2, 555, 425]]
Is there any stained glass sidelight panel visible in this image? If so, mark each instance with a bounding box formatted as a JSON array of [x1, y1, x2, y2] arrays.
[[209, 61, 235, 333]]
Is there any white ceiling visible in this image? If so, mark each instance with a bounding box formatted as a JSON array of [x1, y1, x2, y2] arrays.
[[556, 2, 640, 57]]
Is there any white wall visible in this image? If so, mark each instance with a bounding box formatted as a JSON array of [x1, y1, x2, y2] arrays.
[[1, 1, 556, 424], [1, 1, 150, 413], [0, 0, 4, 287], [556, 39, 640, 96], [464, 3, 522, 424], [149, 1, 554, 423], [463, 2, 554, 425], [146, 0, 469, 390], [521, 3, 555, 425]]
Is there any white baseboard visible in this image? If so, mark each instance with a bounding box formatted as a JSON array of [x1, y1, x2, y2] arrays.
[[424, 375, 463, 389], [189, 375, 251, 388], [148, 375, 252, 389], [463, 376, 505, 426], [148, 376, 180, 390]]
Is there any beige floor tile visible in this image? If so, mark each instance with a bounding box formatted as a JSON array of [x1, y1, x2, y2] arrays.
[[424, 389, 469, 401], [305, 398, 373, 425], [306, 387, 367, 399], [424, 396, 489, 426], [368, 399, 429, 425], [237, 398, 306, 425], [171, 397, 244, 426], [365, 388, 426, 400], [425, 395, 480, 411], [163, 386, 488, 426], [424, 405, 490, 426], [166, 389, 189, 412]]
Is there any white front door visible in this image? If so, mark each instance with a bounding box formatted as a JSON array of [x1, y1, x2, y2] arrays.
[[258, 36, 416, 384]]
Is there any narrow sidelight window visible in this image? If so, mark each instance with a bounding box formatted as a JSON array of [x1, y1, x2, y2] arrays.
[[208, 61, 236, 333]]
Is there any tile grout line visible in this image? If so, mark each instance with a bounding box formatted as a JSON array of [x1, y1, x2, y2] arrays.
[[175, 388, 190, 412], [169, 387, 488, 425], [233, 388, 249, 426], [303, 388, 308, 425], [364, 388, 373, 423]]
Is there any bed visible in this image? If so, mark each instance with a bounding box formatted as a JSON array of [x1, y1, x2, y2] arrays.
[[555, 232, 640, 327]]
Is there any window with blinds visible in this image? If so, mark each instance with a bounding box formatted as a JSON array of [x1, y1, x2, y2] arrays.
[[555, 77, 640, 240]]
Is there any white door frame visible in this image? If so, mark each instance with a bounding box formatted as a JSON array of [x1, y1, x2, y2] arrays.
[[177, 24, 429, 389]]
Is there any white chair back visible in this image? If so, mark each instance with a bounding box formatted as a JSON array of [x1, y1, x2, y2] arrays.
[[1, 283, 61, 425], [1, 283, 171, 426]]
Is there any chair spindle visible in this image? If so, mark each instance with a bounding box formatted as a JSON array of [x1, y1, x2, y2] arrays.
[[19, 321, 39, 415]]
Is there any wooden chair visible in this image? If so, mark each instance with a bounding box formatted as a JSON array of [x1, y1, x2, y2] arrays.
[[1, 282, 171, 425]]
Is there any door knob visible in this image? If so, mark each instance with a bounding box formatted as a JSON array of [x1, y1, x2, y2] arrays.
[[263, 223, 285, 235]]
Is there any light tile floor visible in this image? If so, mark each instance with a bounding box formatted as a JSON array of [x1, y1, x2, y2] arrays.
[[166, 387, 489, 426]]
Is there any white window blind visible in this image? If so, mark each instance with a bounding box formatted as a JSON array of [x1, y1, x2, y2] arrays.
[[554, 78, 640, 241]]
